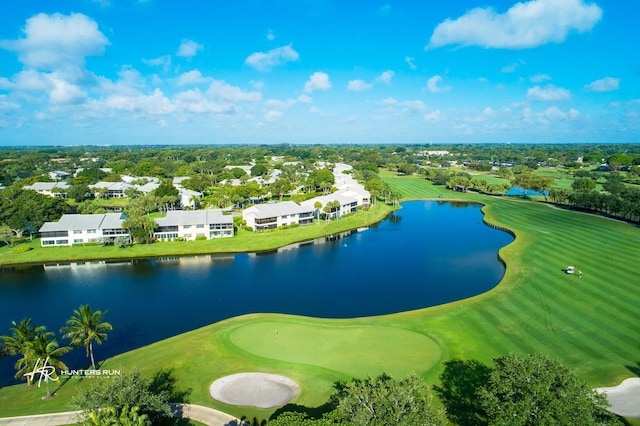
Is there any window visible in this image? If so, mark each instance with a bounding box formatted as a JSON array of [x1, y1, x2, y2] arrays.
[[42, 240, 55, 246], [73, 239, 83, 244], [183, 225, 191, 229], [196, 224, 204, 228], [73, 230, 82, 235], [87, 229, 97, 234], [55, 239, 69, 245]]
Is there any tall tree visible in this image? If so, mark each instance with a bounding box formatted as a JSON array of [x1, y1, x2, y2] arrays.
[[1, 319, 48, 386], [60, 304, 113, 369], [19, 329, 70, 397], [335, 373, 446, 425], [479, 353, 620, 426]]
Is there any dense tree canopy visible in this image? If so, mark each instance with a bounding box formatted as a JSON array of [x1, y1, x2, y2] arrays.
[[478, 353, 620, 426]]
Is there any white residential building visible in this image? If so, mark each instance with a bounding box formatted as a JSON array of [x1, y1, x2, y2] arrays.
[[154, 209, 234, 241], [39, 213, 129, 247], [89, 181, 133, 198], [301, 193, 359, 219], [23, 182, 71, 197], [243, 201, 314, 231]]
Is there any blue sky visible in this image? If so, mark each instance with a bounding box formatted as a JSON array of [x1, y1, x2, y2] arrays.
[[0, 0, 638, 145]]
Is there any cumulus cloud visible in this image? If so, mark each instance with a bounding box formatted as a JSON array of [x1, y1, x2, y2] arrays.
[[1, 12, 109, 71], [426, 75, 450, 93], [176, 70, 212, 86], [176, 39, 203, 58], [347, 79, 372, 92], [304, 72, 331, 92], [265, 110, 283, 122], [376, 70, 394, 85], [530, 73, 552, 82], [49, 77, 87, 104], [245, 44, 299, 71], [427, 0, 603, 49], [206, 80, 262, 103], [526, 84, 571, 101], [424, 110, 442, 123], [142, 55, 172, 72], [584, 77, 620, 92]]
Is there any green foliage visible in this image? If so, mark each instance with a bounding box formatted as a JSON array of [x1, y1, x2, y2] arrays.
[[309, 168, 335, 188], [435, 359, 491, 426], [335, 373, 446, 425], [251, 163, 268, 177], [71, 369, 174, 424], [0, 188, 71, 237], [478, 353, 621, 426], [60, 304, 113, 369], [11, 245, 32, 253], [84, 405, 151, 426]]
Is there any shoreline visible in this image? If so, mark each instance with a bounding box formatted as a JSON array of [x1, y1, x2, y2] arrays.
[[0, 202, 399, 269]]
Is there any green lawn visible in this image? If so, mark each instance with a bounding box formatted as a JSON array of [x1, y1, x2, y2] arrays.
[[1, 177, 639, 423], [0, 203, 394, 267]]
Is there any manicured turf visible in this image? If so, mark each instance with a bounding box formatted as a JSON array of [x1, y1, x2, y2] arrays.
[[1, 177, 639, 423]]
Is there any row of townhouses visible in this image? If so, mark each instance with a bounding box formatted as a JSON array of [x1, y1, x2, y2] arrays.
[[38, 163, 371, 246]]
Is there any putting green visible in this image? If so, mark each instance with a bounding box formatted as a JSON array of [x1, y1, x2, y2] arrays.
[[228, 320, 441, 378]]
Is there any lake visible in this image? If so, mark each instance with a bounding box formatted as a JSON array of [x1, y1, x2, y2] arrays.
[[0, 201, 513, 386]]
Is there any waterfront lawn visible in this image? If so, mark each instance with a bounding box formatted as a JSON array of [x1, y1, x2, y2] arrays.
[[1, 178, 639, 423], [0, 203, 394, 267]]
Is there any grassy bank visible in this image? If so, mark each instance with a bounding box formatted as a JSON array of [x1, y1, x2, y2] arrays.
[[1, 177, 639, 423], [0, 202, 395, 267]]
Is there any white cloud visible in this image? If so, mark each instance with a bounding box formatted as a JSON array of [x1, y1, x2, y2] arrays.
[[405, 56, 417, 70], [526, 84, 571, 101], [142, 55, 172, 72], [174, 89, 234, 114], [206, 80, 262, 103], [304, 72, 331, 92], [401, 100, 426, 113], [428, 0, 603, 49], [584, 77, 620, 92], [176, 39, 203, 58], [530, 73, 552, 82], [1, 12, 109, 71], [376, 70, 394, 85], [265, 110, 283, 122], [297, 94, 313, 103], [347, 79, 372, 92], [176, 70, 211, 86], [266, 29, 276, 41], [426, 75, 450, 93], [501, 60, 524, 73], [104, 89, 176, 116], [49, 77, 87, 104], [244, 44, 299, 71], [424, 110, 442, 123]]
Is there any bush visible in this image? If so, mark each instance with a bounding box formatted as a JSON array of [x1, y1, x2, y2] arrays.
[[195, 235, 207, 241], [12, 245, 33, 253]]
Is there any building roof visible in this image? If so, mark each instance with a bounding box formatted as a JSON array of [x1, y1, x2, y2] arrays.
[[243, 201, 312, 219], [23, 182, 71, 191], [89, 181, 133, 191], [155, 209, 233, 227], [301, 193, 358, 208], [39, 213, 127, 232]]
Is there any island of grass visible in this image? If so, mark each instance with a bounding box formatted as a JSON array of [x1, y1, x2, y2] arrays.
[[1, 176, 639, 424]]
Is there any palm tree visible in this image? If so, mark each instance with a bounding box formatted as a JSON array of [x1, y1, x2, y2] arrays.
[[60, 305, 113, 369], [18, 329, 70, 397], [0, 318, 46, 386]]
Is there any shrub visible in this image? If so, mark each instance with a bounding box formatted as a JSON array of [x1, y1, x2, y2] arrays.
[[12, 245, 33, 253]]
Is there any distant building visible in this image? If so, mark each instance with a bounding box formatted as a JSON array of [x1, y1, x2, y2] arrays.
[[154, 209, 234, 241], [243, 201, 314, 231], [23, 182, 71, 197], [48, 171, 71, 180], [39, 213, 129, 247]]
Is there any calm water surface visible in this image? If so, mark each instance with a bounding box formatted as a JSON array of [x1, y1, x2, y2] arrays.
[[0, 201, 513, 385]]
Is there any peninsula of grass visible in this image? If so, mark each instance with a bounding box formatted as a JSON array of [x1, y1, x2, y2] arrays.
[[1, 177, 639, 423], [0, 202, 395, 268]]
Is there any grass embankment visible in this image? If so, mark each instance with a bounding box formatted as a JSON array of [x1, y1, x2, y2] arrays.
[[0, 202, 394, 267], [1, 177, 639, 423]]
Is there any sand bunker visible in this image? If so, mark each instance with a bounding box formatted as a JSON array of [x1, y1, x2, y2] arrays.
[[596, 377, 640, 418], [210, 372, 300, 408]]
